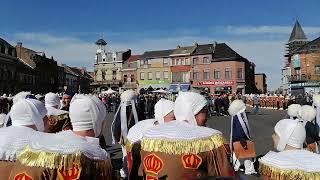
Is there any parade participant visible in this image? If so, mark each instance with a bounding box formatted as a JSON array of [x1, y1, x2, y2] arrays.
[[111, 89, 139, 178], [252, 94, 259, 114], [259, 119, 320, 180], [298, 105, 319, 153], [0, 113, 6, 128], [0, 98, 47, 179], [44, 92, 72, 133], [11, 95, 113, 180], [61, 90, 74, 111], [229, 99, 257, 175], [287, 104, 301, 119], [139, 92, 235, 179], [126, 98, 175, 179]]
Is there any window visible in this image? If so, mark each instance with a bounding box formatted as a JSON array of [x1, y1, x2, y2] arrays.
[[214, 69, 220, 79], [176, 59, 180, 65], [192, 57, 198, 65], [147, 60, 152, 65], [140, 60, 144, 65], [181, 59, 185, 65], [148, 72, 153, 80], [315, 66, 320, 74], [130, 74, 135, 82], [185, 58, 190, 65], [172, 59, 175, 66], [156, 71, 161, 80], [112, 71, 117, 80], [193, 71, 199, 80], [203, 57, 210, 64], [140, 72, 145, 80], [204, 70, 210, 80], [225, 67, 232, 79], [237, 68, 243, 79], [163, 58, 169, 66], [124, 74, 128, 82], [163, 71, 169, 80]]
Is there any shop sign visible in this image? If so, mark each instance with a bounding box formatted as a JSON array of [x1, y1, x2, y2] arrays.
[[197, 80, 234, 86], [138, 80, 170, 85]]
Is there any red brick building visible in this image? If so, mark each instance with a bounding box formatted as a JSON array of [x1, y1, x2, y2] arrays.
[[122, 55, 140, 90], [191, 43, 257, 94]]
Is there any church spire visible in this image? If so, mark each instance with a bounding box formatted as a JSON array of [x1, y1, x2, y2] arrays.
[[288, 20, 307, 42]]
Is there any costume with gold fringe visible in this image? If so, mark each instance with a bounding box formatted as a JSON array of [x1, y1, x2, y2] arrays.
[[259, 150, 320, 180], [45, 106, 71, 133], [139, 121, 235, 180], [11, 130, 112, 180]]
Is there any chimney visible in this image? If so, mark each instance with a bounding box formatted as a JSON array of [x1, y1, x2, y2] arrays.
[[17, 42, 22, 47]]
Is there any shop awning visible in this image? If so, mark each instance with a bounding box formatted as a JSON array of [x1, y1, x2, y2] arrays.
[[169, 84, 190, 92]]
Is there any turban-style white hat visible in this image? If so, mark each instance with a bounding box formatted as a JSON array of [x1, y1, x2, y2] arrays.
[[69, 95, 106, 137], [275, 119, 306, 151], [13, 91, 31, 104], [287, 104, 301, 119], [9, 99, 47, 132], [174, 92, 207, 126], [298, 105, 316, 122], [154, 98, 174, 124], [45, 92, 61, 109]]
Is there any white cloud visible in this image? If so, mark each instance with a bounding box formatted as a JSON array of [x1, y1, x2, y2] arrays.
[[226, 25, 320, 36]]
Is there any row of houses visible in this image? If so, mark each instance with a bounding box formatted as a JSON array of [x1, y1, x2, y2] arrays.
[[0, 38, 93, 95], [93, 39, 265, 94]]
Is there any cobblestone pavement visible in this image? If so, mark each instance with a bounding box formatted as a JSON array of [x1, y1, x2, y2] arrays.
[[103, 107, 287, 180]]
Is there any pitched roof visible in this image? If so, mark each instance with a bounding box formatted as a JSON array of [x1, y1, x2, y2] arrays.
[[170, 46, 196, 57], [289, 20, 307, 42], [213, 43, 242, 60], [0, 38, 14, 48], [95, 39, 107, 45], [141, 49, 174, 58], [192, 44, 214, 55], [127, 55, 140, 62], [293, 36, 320, 54]]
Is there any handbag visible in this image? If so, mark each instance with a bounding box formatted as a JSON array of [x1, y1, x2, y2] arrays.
[[233, 140, 256, 159]]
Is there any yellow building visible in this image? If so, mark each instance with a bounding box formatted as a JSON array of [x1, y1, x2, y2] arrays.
[[137, 49, 174, 90]]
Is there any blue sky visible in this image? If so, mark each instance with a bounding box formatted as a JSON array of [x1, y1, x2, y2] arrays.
[[1, 0, 320, 90]]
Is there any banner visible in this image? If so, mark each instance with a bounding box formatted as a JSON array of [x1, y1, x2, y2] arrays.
[[197, 80, 235, 86]]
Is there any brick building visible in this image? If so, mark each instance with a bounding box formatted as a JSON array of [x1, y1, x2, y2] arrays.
[[255, 73, 267, 94], [191, 43, 257, 94], [121, 55, 139, 90]]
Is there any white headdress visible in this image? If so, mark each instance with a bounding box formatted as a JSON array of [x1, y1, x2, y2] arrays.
[[154, 98, 174, 124], [111, 90, 138, 144], [274, 119, 306, 151], [228, 100, 250, 149], [174, 92, 207, 126], [287, 104, 301, 119], [45, 92, 68, 116], [298, 105, 316, 122], [127, 119, 157, 144], [13, 91, 31, 104], [9, 99, 47, 132], [69, 95, 106, 137]]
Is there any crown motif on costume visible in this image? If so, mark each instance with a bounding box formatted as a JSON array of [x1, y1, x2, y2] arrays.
[[14, 172, 33, 180], [143, 153, 164, 175], [181, 154, 202, 169], [146, 175, 158, 180], [58, 163, 82, 180]]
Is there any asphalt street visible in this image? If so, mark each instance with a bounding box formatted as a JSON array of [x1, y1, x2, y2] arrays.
[[102, 107, 287, 180]]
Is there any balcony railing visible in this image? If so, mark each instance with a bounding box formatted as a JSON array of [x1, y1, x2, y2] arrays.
[[288, 74, 320, 83]]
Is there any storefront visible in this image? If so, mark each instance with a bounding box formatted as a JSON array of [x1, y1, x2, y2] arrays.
[[138, 80, 170, 91]]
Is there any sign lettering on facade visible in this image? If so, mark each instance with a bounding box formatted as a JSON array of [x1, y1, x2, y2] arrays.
[[197, 80, 235, 86]]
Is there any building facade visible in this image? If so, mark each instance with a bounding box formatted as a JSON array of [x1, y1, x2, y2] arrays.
[[191, 43, 256, 94], [121, 55, 139, 90], [137, 49, 173, 91], [255, 73, 267, 94], [92, 39, 131, 92]]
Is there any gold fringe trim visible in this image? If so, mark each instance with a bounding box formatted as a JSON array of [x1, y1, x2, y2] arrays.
[[125, 140, 133, 153], [141, 134, 225, 155], [259, 162, 320, 180], [18, 146, 112, 176], [47, 114, 69, 121]]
